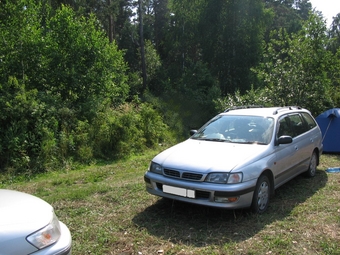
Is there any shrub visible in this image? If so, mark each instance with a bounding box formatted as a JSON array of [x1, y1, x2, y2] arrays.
[[90, 102, 171, 160]]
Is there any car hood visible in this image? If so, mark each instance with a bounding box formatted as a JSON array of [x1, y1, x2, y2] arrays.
[[0, 189, 53, 254], [153, 139, 268, 172]]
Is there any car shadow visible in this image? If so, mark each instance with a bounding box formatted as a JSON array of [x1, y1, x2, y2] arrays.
[[132, 169, 328, 247]]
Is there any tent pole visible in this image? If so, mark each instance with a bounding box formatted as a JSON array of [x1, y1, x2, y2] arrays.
[[322, 117, 333, 143]]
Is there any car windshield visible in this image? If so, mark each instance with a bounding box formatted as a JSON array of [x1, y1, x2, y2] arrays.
[[191, 115, 274, 144]]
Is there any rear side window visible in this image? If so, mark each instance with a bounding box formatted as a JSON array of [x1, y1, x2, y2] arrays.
[[277, 113, 308, 138], [301, 112, 317, 130], [288, 114, 307, 136]]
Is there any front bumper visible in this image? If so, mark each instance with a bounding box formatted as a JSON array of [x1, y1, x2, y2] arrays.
[[144, 171, 257, 209], [31, 221, 72, 255]]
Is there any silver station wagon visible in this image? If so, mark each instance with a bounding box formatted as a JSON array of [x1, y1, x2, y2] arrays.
[[144, 106, 323, 213]]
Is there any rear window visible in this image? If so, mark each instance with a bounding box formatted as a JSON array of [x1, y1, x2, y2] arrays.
[[301, 112, 317, 130]]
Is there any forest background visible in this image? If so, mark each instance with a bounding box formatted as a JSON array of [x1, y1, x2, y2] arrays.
[[1, 0, 340, 175]]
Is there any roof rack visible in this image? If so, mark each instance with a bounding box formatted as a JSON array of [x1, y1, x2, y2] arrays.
[[224, 105, 263, 112], [273, 106, 302, 115]]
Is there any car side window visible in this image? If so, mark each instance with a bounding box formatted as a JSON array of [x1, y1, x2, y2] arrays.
[[278, 114, 307, 138], [287, 114, 307, 137], [301, 112, 317, 130], [278, 117, 292, 137]]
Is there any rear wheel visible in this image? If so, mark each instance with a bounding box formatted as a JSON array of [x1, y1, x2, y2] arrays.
[[251, 175, 270, 214], [305, 151, 318, 177]]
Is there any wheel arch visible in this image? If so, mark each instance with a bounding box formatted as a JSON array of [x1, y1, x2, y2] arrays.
[[313, 148, 320, 166], [260, 169, 275, 196]]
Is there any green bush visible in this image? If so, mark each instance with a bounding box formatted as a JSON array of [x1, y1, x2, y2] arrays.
[[0, 2, 135, 174], [139, 103, 169, 147], [90, 102, 171, 160], [0, 77, 39, 172]]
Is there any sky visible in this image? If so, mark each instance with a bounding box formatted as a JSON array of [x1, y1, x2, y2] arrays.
[[309, 0, 340, 27]]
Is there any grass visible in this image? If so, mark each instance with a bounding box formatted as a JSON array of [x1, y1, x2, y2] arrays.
[[1, 149, 340, 255]]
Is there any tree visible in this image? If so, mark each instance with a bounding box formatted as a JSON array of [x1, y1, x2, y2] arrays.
[[48, 0, 135, 43], [328, 13, 340, 54], [44, 5, 129, 118], [199, 0, 268, 95], [138, 0, 147, 91], [253, 13, 333, 115], [153, 0, 170, 57], [0, 0, 54, 171], [0, 1, 131, 172], [263, 0, 312, 36], [327, 14, 340, 106]]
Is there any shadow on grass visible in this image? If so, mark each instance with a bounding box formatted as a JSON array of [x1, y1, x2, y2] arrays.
[[132, 169, 328, 247]]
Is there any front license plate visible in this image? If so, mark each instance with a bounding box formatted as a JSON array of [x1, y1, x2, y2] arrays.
[[163, 185, 195, 198]]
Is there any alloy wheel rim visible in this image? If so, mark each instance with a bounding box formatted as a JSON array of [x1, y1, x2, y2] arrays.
[[310, 154, 317, 175]]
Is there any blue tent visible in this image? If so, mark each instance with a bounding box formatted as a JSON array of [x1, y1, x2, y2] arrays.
[[316, 108, 340, 153]]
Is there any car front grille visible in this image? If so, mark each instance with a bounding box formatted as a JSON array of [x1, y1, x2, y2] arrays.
[[163, 168, 203, 181], [164, 169, 180, 178], [182, 172, 202, 180]]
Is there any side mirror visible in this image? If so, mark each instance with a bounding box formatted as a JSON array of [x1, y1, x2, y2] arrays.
[[277, 135, 293, 145], [190, 130, 197, 136]]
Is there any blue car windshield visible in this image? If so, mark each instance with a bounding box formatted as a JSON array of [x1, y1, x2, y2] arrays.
[[191, 115, 274, 144]]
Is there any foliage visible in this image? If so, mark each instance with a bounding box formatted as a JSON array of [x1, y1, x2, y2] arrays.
[[148, 60, 221, 132], [0, 1, 171, 174], [250, 13, 334, 116], [329, 49, 340, 106], [328, 14, 340, 54], [44, 6, 129, 117], [217, 13, 339, 117], [327, 14, 340, 107], [263, 0, 312, 36], [89, 102, 171, 160], [199, 0, 268, 95], [0, 78, 39, 171], [142, 92, 186, 140], [214, 87, 271, 113], [2, 0, 340, 174]]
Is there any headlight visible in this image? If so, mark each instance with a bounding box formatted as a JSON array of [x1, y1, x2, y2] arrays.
[[227, 173, 243, 183], [149, 162, 163, 174], [27, 211, 61, 249], [205, 172, 243, 184], [205, 173, 229, 183]]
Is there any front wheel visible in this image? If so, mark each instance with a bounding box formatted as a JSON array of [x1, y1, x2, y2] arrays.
[[251, 175, 270, 214], [305, 151, 318, 177]]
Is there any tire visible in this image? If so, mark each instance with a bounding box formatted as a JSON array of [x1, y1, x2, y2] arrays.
[[251, 175, 270, 214], [305, 151, 318, 177]]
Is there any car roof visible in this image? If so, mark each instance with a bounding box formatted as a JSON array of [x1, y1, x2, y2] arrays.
[[220, 106, 311, 118]]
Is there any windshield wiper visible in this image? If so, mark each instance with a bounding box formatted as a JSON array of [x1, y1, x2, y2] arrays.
[[238, 141, 267, 145], [193, 137, 232, 142], [209, 138, 229, 142]]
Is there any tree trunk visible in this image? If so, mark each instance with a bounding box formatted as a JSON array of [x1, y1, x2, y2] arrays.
[[108, 0, 114, 43], [139, 0, 147, 91]]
